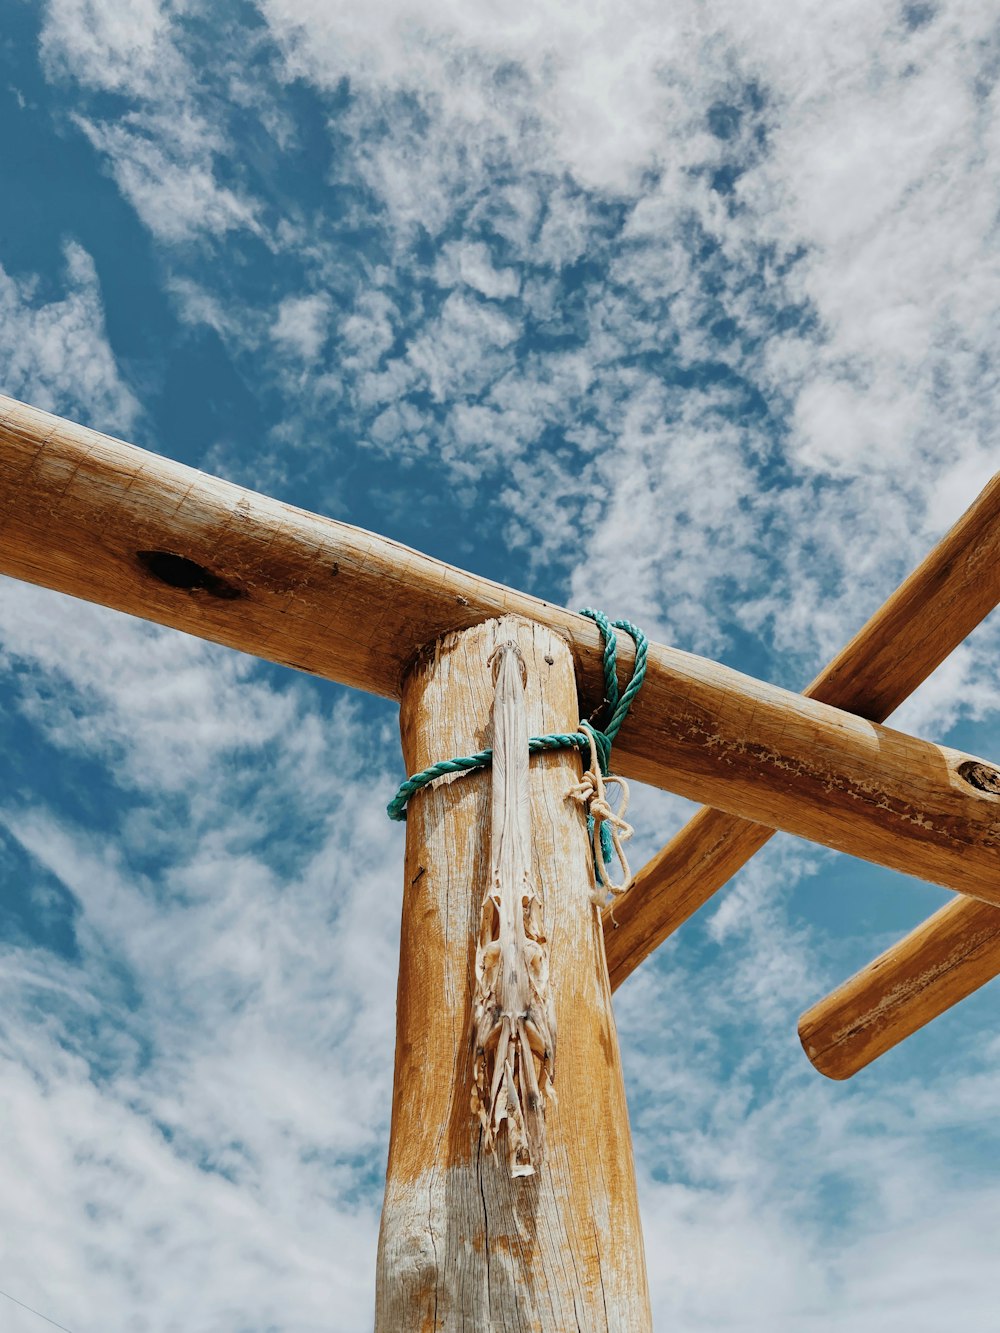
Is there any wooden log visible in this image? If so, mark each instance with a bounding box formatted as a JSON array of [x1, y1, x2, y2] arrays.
[[604, 470, 1000, 992], [604, 810, 774, 990], [798, 897, 1000, 1079], [375, 615, 651, 1330], [2, 393, 1000, 904]]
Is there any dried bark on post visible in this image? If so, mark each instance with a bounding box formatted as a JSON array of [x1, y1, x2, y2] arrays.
[[375, 615, 651, 1332]]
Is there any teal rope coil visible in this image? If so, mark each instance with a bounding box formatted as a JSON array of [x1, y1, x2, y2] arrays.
[[386, 610, 648, 867]]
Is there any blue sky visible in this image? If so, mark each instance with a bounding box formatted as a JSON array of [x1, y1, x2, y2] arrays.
[[1, 0, 999, 1328]]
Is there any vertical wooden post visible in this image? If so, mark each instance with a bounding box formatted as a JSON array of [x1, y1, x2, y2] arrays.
[[375, 615, 651, 1331]]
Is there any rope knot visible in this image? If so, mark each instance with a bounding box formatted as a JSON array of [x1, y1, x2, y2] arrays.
[[567, 723, 634, 904], [387, 608, 648, 897]]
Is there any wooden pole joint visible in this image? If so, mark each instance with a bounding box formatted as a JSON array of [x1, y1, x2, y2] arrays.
[[5, 390, 1000, 1081]]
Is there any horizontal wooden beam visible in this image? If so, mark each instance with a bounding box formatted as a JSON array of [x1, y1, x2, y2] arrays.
[[3, 393, 1000, 909], [604, 469, 1000, 991], [798, 896, 1000, 1079]]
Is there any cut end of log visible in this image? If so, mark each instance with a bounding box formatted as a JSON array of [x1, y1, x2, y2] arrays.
[[796, 1015, 854, 1081], [797, 896, 1000, 1081]]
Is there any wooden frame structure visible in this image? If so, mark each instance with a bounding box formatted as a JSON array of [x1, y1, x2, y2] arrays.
[[3, 390, 1000, 1321]]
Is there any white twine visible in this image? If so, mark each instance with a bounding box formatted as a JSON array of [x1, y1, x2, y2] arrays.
[[567, 726, 635, 905]]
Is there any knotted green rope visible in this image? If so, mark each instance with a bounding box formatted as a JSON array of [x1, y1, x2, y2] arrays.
[[386, 610, 648, 868]]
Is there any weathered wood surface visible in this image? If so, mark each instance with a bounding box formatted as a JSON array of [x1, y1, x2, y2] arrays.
[[375, 616, 651, 1331], [471, 640, 556, 1178], [3, 393, 1000, 905], [798, 897, 1000, 1079], [604, 470, 1000, 991]]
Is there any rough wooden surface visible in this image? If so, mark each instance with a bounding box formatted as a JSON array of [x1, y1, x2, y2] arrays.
[[471, 640, 556, 1178], [3, 394, 1000, 909], [798, 896, 1000, 1079], [604, 470, 1000, 991], [375, 616, 651, 1332]]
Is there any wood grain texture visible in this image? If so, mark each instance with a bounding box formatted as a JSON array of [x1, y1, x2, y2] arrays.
[[3, 393, 1000, 904], [798, 896, 1000, 1078], [471, 641, 557, 1179], [375, 616, 651, 1332], [604, 470, 1000, 992]]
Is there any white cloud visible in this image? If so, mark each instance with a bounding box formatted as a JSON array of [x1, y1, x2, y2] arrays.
[[0, 241, 138, 431], [0, 583, 404, 1329], [40, 0, 181, 97], [167, 275, 250, 340], [271, 292, 333, 362], [404, 289, 520, 405], [260, 0, 712, 194], [434, 240, 519, 298], [42, 0, 263, 245], [74, 109, 263, 244], [337, 290, 400, 373]]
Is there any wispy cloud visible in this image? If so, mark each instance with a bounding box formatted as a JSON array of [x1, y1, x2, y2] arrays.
[[0, 585, 403, 1329], [42, 0, 263, 244], [0, 242, 138, 430]]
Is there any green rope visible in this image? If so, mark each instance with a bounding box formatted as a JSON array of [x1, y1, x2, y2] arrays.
[[386, 610, 648, 868]]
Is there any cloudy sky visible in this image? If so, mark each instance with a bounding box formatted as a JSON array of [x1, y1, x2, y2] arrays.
[[1, 0, 1000, 1328]]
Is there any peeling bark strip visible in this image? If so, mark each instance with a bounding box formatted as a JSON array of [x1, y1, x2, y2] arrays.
[[376, 616, 651, 1331], [472, 641, 556, 1178]]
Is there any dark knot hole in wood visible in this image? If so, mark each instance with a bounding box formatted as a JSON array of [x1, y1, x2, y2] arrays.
[[136, 551, 243, 600], [957, 759, 1000, 796]]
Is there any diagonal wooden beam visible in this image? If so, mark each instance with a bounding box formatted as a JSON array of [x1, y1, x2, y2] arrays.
[[2, 393, 1000, 908], [798, 896, 1000, 1079], [604, 469, 1000, 992]]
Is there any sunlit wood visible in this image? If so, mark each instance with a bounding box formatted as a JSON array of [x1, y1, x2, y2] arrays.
[[2, 394, 1000, 914], [375, 616, 650, 1329], [798, 896, 1000, 1079], [604, 470, 1000, 991]]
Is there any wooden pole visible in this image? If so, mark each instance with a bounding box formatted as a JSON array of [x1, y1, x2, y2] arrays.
[[798, 897, 1000, 1079], [3, 394, 1000, 910], [604, 470, 1000, 991], [375, 615, 651, 1330]]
